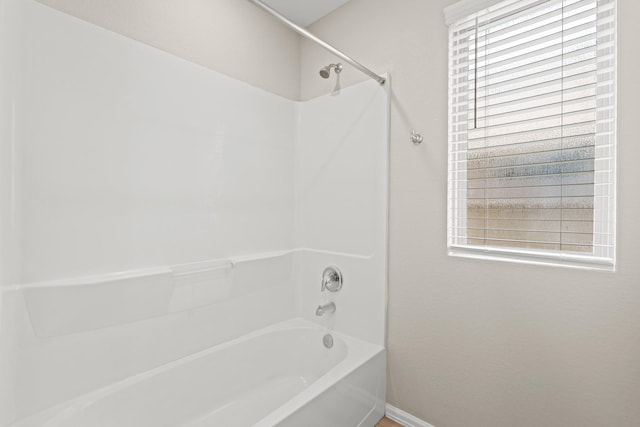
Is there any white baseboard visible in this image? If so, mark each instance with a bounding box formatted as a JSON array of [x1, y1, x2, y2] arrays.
[[385, 403, 435, 427]]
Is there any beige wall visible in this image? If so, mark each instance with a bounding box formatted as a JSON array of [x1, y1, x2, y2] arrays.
[[303, 1, 640, 426], [35, 0, 301, 100]]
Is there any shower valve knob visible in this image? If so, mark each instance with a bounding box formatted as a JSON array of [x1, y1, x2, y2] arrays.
[[321, 266, 343, 292]]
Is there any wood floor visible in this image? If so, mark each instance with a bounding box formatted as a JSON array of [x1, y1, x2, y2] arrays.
[[376, 417, 404, 427]]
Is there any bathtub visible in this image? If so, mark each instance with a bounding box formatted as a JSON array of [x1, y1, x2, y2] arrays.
[[14, 319, 386, 427]]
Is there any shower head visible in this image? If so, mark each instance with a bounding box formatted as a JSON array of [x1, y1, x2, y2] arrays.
[[319, 66, 331, 79], [319, 63, 343, 79]]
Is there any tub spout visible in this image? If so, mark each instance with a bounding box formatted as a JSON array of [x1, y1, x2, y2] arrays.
[[315, 302, 336, 316]]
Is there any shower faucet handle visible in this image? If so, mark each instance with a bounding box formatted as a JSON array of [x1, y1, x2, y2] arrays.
[[321, 266, 343, 292]]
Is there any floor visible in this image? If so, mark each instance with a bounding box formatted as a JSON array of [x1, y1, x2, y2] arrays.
[[376, 417, 404, 427]]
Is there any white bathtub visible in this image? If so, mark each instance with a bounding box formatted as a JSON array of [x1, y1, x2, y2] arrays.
[[14, 319, 386, 427]]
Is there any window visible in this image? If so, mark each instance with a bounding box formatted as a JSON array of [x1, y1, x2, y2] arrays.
[[445, 0, 616, 269]]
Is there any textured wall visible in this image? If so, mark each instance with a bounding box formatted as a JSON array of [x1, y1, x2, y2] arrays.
[[302, 0, 640, 426], [35, 0, 301, 100]]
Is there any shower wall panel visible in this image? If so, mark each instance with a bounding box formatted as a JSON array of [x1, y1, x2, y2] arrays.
[[0, 1, 298, 424], [0, 1, 21, 424], [0, 0, 21, 289], [18, 0, 296, 283], [295, 79, 389, 346]]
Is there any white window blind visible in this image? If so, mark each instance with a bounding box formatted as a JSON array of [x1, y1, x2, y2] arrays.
[[447, 0, 616, 268]]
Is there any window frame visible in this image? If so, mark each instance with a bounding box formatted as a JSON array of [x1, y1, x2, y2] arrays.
[[445, 0, 617, 270]]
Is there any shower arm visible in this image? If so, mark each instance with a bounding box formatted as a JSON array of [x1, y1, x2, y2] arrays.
[[247, 0, 386, 85]]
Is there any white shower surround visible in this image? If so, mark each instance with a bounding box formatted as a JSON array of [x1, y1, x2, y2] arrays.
[[0, 1, 389, 426]]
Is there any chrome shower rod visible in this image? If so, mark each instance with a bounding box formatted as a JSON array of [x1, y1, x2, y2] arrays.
[[247, 0, 386, 85]]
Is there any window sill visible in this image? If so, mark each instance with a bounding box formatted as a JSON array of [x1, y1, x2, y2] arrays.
[[448, 245, 615, 271]]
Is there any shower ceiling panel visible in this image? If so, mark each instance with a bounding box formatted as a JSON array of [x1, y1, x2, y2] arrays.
[[261, 0, 351, 27]]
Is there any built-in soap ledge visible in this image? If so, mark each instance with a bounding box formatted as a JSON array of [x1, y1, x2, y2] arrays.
[[168, 259, 234, 313], [168, 251, 292, 313], [19, 251, 292, 338]]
